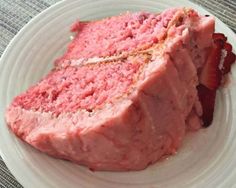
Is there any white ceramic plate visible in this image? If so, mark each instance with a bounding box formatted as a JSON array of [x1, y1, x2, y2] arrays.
[[0, 0, 236, 187]]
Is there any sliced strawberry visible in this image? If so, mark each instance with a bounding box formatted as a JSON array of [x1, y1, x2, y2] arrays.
[[198, 32, 235, 127], [213, 33, 227, 42], [199, 40, 224, 90], [197, 84, 216, 127], [222, 52, 236, 75], [224, 42, 232, 52], [220, 42, 236, 75]]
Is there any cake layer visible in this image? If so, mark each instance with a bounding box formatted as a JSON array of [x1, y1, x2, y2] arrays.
[[56, 8, 179, 67], [6, 46, 202, 170], [12, 55, 149, 115], [56, 8, 214, 69]]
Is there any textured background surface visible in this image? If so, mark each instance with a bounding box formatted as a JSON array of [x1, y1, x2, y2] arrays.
[[0, 0, 235, 187]]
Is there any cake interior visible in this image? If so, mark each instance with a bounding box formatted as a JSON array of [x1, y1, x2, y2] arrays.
[[12, 55, 151, 115]]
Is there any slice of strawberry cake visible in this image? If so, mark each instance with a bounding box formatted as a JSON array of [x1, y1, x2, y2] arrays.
[[5, 8, 235, 171]]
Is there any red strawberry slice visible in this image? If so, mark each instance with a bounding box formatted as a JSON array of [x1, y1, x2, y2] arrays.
[[224, 42, 232, 52], [199, 40, 224, 90], [222, 52, 236, 75], [213, 33, 227, 42], [198, 32, 235, 127], [221, 42, 236, 75], [197, 84, 216, 127]]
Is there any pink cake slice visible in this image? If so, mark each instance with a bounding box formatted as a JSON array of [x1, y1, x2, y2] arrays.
[[6, 8, 215, 171]]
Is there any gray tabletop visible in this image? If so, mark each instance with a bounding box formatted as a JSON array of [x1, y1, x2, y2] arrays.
[[0, 0, 235, 187]]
